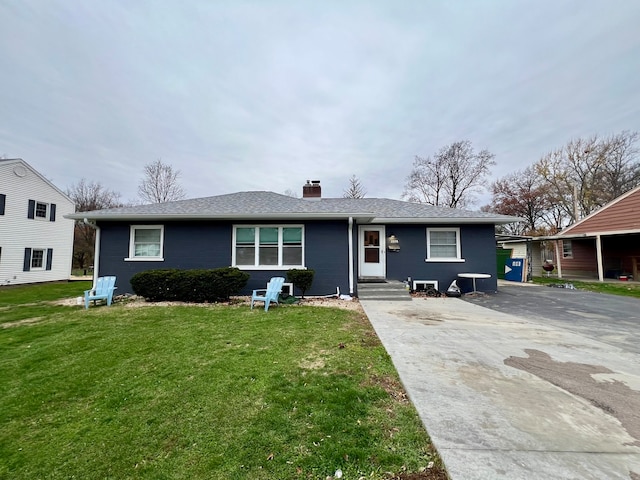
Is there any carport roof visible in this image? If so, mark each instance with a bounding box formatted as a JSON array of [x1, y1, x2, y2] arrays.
[[534, 228, 640, 241]]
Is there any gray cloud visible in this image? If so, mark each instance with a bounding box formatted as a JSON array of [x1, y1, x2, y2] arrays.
[[1, 0, 639, 205]]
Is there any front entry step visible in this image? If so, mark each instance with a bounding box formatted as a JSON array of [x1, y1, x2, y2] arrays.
[[357, 281, 412, 301]]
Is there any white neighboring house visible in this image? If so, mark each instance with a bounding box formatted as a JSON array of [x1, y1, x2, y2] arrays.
[[0, 158, 75, 285]]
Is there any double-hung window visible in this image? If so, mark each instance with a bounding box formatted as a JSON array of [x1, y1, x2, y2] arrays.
[[426, 227, 464, 262], [562, 240, 573, 259], [35, 202, 48, 219], [127, 225, 164, 261], [31, 249, 45, 269], [27, 199, 56, 221], [233, 226, 303, 268], [23, 248, 53, 271]]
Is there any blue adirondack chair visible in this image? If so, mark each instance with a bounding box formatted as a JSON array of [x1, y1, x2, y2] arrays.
[[84, 276, 117, 309], [250, 277, 285, 311]]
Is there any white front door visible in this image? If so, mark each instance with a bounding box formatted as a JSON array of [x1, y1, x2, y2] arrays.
[[358, 226, 386, 278]]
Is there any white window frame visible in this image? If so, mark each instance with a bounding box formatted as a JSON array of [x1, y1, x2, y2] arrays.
[[125, 225, 165, 261], [34, 201, 49, 220], [232, 225, 305, 270], [31, 248, 46, 270], [425, 227, 465, 263], [562, 240, 573, 259]]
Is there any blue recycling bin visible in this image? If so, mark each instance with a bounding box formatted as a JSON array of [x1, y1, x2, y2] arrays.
[[504, 258, 524, 282]]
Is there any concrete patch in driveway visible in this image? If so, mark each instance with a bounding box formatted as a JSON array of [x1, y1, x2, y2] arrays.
[[360, 297, 640, 479]]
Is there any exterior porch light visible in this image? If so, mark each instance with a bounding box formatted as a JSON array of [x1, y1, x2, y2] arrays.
[[387, 234, 400, 252]]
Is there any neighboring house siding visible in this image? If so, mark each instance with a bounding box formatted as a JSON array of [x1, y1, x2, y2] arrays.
[[555, 187, 640, 281], [97, 220, 351, 296], [558, 240, 598, 277], [503, 242, 527, 258], [0, 161, 75, 285], [384, 224, 498, 293], [558, 234, 640, 279], [564, 189, 640, 234]]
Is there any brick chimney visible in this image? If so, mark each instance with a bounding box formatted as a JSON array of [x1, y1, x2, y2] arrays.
[[302, 180, 321, 200]]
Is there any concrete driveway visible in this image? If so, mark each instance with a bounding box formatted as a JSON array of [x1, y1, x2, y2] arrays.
[[360, 284, 640, 480]]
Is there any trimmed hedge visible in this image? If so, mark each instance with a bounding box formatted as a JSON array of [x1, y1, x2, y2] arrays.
[[130, 267, 250, 302], [287, 269, 315, 298]]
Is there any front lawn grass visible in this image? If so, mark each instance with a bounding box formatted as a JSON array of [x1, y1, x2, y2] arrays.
[[0, 281, 91, 307], [532, 276, 640, 298], [0, 286, 445, 479]]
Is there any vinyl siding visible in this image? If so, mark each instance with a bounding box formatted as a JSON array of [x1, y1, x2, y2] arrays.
[[558, 240, 598, 276], [97, 220, 351, 296], [0, 161, 75, 285], [564, 188, 640, 234], [97, 219, 499, 296], [557, 234, 640, 279], [383, 223, 498, 293]]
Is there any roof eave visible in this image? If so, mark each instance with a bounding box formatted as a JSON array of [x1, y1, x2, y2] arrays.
[[65, 212, 375, 222], [65, 212, 522, 224], [373, 216, 522, 224]]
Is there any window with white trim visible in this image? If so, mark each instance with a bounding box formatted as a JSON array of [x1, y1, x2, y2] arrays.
[[562, 240, 573, 259], [35, 201, 48, 219], [426, 227, 463, 261], [233, 225, 303, 268], [27, 199, 56, 221], [128, 225, 164, 260], [31, 248, 45, 269]]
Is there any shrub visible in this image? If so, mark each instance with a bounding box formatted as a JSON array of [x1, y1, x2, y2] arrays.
[[130, 268, 249, 302], [286, 269, 315, 298], [130, 269, 180, 302]]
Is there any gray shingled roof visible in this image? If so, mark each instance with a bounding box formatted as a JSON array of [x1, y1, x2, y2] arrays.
[[66, 191, 520, 224]]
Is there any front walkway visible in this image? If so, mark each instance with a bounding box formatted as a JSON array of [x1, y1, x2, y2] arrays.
[[360, 296, 640, 479]]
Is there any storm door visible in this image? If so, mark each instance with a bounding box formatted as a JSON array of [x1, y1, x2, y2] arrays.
[[358, 226, 386, 278]]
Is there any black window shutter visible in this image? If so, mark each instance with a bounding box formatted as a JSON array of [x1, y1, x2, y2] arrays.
[[46, 249, 53, 270], [23, 248, 32, 271], [28, 199, 35, 219], [0, 194, 5, 215], [49, 203, 56, 222]]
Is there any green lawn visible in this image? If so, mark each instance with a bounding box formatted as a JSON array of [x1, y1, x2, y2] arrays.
[[0, 281, 91, 307], [0, 283, 446, 479], [532, 276, 640, 298]]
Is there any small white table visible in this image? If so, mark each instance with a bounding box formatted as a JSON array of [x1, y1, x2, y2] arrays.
[[457, 273, 491, 293]]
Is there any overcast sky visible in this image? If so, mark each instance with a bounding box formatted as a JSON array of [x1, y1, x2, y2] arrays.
[[1, 1, 639, 207]]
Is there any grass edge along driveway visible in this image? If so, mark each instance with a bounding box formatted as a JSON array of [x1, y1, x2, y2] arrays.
[[0, 282, 447, 480]]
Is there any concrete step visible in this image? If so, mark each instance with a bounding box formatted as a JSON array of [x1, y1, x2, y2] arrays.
[[357, 281, 412, 301]]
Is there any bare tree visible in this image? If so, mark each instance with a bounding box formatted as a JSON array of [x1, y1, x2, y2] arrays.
[[598, 131, 640, 199], [343, 174, 366, 198], [138, 159, 186, 204], [484, 167, 559, 235], [66, 179, 122, 269], [283, 189, 299, 198], [535, 131, 640, 225], [403, 141, 495, 208]]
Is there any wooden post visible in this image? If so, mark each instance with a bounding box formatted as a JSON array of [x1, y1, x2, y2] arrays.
[[554, 241, 562, 279], [595, 235, 604, 282]]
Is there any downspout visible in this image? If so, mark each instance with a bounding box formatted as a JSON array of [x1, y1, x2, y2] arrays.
[[348, 217, 354, 295], [595, 234, 604, 282], [83, 218, 100, 288]]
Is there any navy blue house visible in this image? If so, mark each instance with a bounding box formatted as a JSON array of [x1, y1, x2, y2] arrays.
[[67, 181, 519, 296]]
